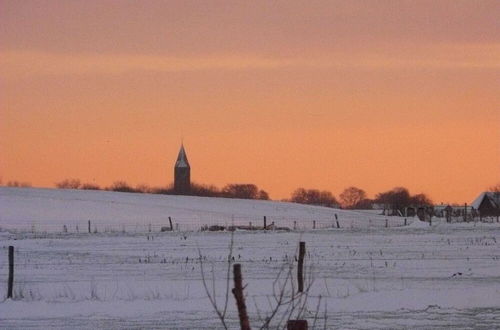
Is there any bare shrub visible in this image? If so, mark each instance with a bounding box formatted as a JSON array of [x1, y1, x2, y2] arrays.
[[81, 183, 101, 190], [55, 178, 81, 189]]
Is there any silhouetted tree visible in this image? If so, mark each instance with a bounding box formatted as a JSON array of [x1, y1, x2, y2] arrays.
[[222, 184, 259, 199], [375, 187, 411, 214], [339, 186, 367, 209], [355, 198, 374, 209], [257, 189, 270, 200], [375, 187, 433, 215], [290, 188, 338, 208], [410, 193, 433, 206]]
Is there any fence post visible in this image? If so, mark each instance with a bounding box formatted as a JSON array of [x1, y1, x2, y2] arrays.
[[313, 220, 316, 230], [168, 217, 173, 231], [294, 221, 297, 230], [232, 264, 250, 330], [336, 220, 340, 229], [298, 241, 306, 293], [385, 219, 388, 228], [264, 216, 267, 230], [404, 218, 407, 226], [8, 246, 14, 299], [287, 320, 309, 330], [464, 203, 467, 222], [88, 220, 91, 234]]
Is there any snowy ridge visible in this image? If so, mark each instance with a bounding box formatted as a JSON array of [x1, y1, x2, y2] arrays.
[[0, 187, 408, 232]]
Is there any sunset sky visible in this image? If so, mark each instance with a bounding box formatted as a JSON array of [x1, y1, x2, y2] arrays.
[[1, 0, 499, 203]]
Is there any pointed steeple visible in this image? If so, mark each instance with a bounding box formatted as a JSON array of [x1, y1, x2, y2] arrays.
[[174, 144, 191, 194], [175, 144, 190, 169]]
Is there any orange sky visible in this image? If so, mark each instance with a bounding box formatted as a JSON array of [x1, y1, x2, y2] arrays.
[[1, 0, 499, 203]]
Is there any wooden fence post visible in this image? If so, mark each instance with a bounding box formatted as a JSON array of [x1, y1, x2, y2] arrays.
[[336, 220, 340, 229], [464, 203, 467, 222], [385, 219, 388, 228], [404, 218, 407, 226], [287, 320, 309, 330], [294, 221, 297, 230], [298, 241, 306, 293], [313, 220, 316, 230], [232, 264, 250, 330], [88, 220, 91, 233], [8, 246, 14, 299], [168, 217, 173, 231], [264, 216, 267, 230]]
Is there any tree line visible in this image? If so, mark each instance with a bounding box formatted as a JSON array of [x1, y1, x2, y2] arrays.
[[287, 186, 433, 214], [5, 177, 500, 212], [53, 178, 433, 212], [54, 179, 270, 200]]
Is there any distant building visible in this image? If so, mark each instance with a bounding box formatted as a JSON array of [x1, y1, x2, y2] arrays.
[[471, 192, 500, 218], [174, 144, 191, 194]]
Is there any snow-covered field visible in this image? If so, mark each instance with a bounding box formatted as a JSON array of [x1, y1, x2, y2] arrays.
[[0, 187, 407, 232], [1, 188, 500, 329]]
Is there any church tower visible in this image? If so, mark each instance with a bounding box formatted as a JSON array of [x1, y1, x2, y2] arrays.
[[174, 144, 191, 194]]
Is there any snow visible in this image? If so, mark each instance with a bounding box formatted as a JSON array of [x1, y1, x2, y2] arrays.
[[0, 187, 409, 232], [1, 188, 500, 328], [407, 218, 431, 229]]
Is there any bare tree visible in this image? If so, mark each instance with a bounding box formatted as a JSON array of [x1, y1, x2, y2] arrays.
[[339, 187, 367, 209], [290, 188, 338, 208], [198, 232, 235, 329]]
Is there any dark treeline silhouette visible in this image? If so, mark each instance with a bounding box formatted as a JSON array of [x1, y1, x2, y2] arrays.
[[53, 179, 270, 200], [285, 186, 433, 212], [374, 187, 433, 215], [287, 188, 339, 208]]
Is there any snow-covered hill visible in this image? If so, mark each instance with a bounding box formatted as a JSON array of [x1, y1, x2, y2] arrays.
[[0, 187, 404, 232]]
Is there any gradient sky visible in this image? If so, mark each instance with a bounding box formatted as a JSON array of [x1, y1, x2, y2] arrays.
[[1, 0, 499, 203]]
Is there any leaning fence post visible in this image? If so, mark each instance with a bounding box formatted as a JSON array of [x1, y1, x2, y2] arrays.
[[232, 264, 250, 330], [8, 246, 14, 299], [298, 241, 306, 293], [168, 217, 173, 231]]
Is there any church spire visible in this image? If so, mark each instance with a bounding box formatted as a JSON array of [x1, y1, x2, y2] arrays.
[[175, 144, 190, 168], [174, 144, 191, 194]]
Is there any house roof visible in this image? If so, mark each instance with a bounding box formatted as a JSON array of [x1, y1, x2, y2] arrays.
[[175, 144, 190, 168], [471, 192, 500, 209]]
